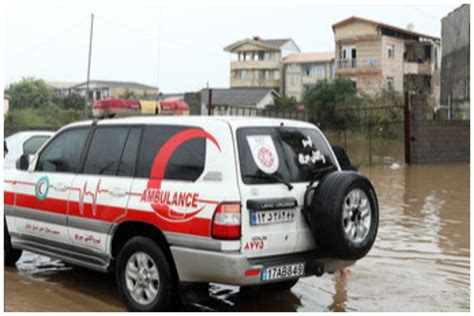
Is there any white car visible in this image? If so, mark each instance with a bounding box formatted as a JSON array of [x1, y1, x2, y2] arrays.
[[4, 116, 379, 312], [4, 131, 54, 169]]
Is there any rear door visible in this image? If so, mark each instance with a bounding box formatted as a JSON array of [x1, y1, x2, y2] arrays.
[[67, 125, 141, 253], [235, 125, 338, 257]]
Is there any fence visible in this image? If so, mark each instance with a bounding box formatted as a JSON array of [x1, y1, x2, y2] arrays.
[[210, 105, 309, 121]]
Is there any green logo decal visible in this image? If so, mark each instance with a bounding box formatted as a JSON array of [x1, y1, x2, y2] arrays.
[[35, 176, 50, 201]]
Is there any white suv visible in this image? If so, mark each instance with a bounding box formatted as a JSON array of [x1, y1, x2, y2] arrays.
[[4, 116, 379, 312]]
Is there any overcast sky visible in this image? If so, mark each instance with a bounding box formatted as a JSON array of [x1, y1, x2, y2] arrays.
[[4, 1, 462, 93]]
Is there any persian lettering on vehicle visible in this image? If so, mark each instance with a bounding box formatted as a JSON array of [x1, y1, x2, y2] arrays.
[[244, 236, 267, 251], [141, 128, 221, 222]]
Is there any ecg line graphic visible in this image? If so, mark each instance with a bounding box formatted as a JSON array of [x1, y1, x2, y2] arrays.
[[70, 180, 108, 216]]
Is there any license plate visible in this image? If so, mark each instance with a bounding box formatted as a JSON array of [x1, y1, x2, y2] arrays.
[[251, 209, 296, 225], [261, 263, 305, 281]]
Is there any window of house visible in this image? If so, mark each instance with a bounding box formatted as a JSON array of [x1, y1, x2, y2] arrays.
[[387, 44, 395, 59], [82, 127, 129, 176], [274, 52, 281, 60], [258, 51, 264, 61], [368, 58, 378, 67], [36, 128, 90, 173], [264, 70, 270, 80], [290, 75, 299, 86], [273, 70, 280, 80], [386, 77, 394, 90], [255, 70, 262, 80], [241, 69, 248, 80], [136, 126, 206, 181], [290, 63, 298, 69]]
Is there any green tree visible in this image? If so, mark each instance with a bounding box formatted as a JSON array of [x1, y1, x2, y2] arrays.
[[119, 88, 136, 99], [62, 93, 86, 110], [6, 77, 53, 109], [274, 95, 298, 109], [303, 79, 359, 129]]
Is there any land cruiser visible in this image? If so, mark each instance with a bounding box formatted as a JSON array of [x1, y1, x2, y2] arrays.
[[4, 116, 379, 312]]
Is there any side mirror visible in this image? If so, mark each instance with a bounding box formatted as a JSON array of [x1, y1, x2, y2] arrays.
[[17, 154, 31, 171], [331, 145, 358, 172]]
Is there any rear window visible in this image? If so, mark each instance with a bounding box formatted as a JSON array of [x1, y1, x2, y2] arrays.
[[237, 127, 336, 184], [23, 136, 50, 155], [136, 125, 206, 181]]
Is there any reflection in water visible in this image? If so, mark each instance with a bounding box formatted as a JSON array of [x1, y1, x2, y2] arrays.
[[4, 164, 470, 312]]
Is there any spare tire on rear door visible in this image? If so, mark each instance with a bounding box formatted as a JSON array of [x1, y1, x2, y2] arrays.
[[306, 171, 379, 260]]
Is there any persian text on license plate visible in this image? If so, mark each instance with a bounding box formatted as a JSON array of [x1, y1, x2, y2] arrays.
[[251, 209, 296, 225], [261, 263, 305, 281]]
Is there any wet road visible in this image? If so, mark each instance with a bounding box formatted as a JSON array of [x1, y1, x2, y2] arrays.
[[4, 164, 470, 312]]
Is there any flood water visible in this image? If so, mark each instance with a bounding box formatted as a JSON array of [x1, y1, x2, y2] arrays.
[[4, 164, 470, 312]]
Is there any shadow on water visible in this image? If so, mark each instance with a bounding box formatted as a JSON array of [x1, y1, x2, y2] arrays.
[[4, 164, 470, 312]]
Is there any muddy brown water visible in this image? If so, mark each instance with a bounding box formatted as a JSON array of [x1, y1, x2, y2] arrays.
[[4, 164, 470, 312]]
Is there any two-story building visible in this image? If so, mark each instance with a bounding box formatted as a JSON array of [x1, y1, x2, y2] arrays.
[[70, 80, 158, 102], [224, 37, 300, 92], [283, 52, 335, 101], [333, 16, 440, 105]]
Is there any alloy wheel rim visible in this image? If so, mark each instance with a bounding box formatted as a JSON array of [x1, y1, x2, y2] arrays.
[[342, 188, 372, 244], [125, 252, 160, 305]]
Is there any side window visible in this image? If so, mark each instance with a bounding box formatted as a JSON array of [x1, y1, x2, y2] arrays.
[[36, 128, 89, 173], [117, 127, 141, 177], [83, 127, 129, 175], [136, 125, 206, 181], [23, 136, 50, 155]]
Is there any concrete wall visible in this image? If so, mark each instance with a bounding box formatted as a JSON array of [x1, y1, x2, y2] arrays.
[[440, 4, 470, 111], [410, 95, 470, 164]]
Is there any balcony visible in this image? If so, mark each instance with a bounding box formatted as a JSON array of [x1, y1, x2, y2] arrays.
[[335, 58, 382, 75], [403, 60, 432, 75], [231, 60, 280, 70]]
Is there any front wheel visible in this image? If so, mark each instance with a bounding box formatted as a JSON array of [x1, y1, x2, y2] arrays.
[[116, 236, 178, 312]]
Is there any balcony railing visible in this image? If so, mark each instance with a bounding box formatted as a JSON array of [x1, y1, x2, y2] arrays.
[[336, 58, 381, 70]]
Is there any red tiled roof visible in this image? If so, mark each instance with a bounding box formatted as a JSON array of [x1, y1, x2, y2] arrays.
[[332, 16, 440, 41], [284, 51, 335, 64]]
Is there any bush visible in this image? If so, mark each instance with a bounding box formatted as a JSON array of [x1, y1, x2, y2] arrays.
[[6, 77, 53, 109], [4, 106, 87, 128], [274, 95, 298, 109]]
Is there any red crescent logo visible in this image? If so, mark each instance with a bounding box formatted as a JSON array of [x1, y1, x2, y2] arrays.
[[146, 128, 221, 222]]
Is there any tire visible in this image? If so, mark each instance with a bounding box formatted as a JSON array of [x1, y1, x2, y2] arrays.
[[241, 279, 299, 293], [4, 219, 22, 267], [307, 171, 379, 260], [116, 236, 178, 312]]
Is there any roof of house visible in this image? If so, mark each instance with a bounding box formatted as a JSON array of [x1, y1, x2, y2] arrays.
[[45, 81, 79, 89], [224, 37, 299, 52], [200, 88, 279, 107], [72, 80, 157, 90], [332, 16, 440, 41], [284, 51, 335, 64]]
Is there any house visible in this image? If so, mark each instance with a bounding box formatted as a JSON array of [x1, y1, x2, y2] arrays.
[[200, 88, 280, 115], [224, 37, 301, 92], [440, 4, 470, 118], [70, 80, 158, 102], [4, 93, 10, 114], [45, 81, 79, 97], [283, 52, 335, 101], [332, 16, 440, 105]]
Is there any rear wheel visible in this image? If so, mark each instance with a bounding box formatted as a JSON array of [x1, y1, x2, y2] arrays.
[[116, 236, 178, 312], [307, 171, 379, 260], [4, 219, 22, 267]]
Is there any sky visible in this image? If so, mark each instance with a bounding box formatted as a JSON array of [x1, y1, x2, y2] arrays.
[[3, 0, 463, 93]]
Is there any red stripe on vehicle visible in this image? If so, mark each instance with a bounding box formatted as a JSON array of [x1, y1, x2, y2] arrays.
[[5, 191, 15, 205], [10, 192, 211, 237]]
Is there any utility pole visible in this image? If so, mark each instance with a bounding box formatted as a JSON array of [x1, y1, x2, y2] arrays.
[[85, 13, 94, 116]]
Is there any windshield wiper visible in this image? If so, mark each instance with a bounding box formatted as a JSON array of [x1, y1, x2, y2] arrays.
[[243, 173, 293, 191]]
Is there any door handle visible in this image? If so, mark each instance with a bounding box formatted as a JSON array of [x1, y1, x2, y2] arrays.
[[54, 182, 68, 192], [109, 188, 126, 197]]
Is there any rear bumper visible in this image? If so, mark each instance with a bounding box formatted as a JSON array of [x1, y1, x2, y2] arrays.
[[170, 246, 355, 285]]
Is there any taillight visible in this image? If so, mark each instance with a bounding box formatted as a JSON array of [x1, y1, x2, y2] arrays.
[[211, 202, 241, 240]]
